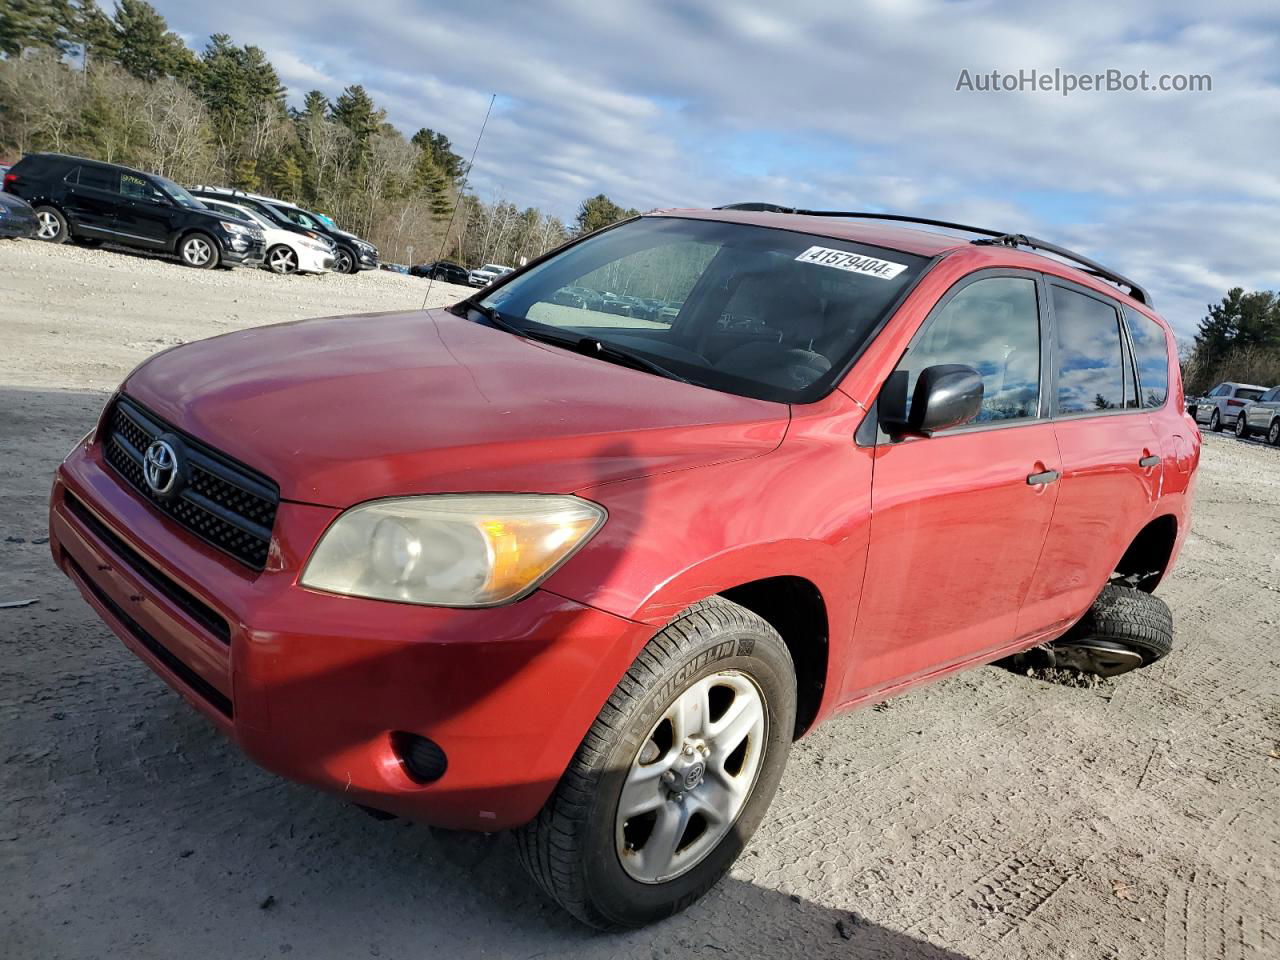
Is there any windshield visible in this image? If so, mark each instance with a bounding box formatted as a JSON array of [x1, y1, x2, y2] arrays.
[[154, 176, 202, 209], [480, 264, 508, 273], [478, 216, 927, 402]]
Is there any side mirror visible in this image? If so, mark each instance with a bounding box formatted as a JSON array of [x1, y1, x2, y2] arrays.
[[887, 364, 984, 436]]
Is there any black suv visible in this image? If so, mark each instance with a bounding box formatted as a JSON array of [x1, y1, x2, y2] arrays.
[[189, 187, 377, 274], [3, 154, 265, 268]]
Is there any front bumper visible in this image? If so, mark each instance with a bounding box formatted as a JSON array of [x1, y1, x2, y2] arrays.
[[297, 246, 334, 273], [356, 248, 379, 271], [50, 439, 649, 830], [222, 235, 266, 267]]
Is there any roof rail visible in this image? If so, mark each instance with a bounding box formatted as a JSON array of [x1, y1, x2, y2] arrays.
[[714, 203, 1150, 305]]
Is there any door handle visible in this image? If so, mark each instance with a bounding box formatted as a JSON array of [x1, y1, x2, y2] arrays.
[[1026, 469, 1059, 486], [1138, 454, 1160, 468]]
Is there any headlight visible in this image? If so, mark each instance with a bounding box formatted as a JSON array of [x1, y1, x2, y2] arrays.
[[300, 494, 606, 606], [219, 220, 252, 236], [300, 238, 328, 252]]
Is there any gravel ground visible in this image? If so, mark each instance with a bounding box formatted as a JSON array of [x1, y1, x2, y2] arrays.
[[2, 239, 1278, 959]]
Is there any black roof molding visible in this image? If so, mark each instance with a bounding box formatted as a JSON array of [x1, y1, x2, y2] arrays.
[[714, 203, 1150, 305]]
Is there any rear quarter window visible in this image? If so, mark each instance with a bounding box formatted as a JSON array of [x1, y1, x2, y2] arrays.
[[1235, 388, 1264, 401], [1124, 307, 1170, 408]]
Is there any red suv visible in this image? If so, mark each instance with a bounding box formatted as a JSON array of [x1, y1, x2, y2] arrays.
[[49, 205, 1198, 928]]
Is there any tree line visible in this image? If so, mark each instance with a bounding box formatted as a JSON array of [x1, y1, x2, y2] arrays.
[[1183, 288, 1280, 394], [0, 0, 637, 266]]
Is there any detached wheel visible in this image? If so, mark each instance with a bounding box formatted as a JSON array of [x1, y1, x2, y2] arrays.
[[179, 232, 219, 269], [334, 246, 357, 274], [517, 597, 796, 929], [1051, 584, 1173, 678], [1235, 415, 1250, 439], [1209, 409, 1222, 432], [266, 244, 298, 275], [34, 206, 68, 243]]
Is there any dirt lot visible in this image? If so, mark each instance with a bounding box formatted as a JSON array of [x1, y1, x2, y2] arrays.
[[2, 240, 1277, 959]]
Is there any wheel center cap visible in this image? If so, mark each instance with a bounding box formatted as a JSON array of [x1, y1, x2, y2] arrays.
[[681, 761, 705, 791]]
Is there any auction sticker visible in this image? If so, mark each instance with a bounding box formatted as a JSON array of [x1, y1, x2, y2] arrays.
[[794, 246, 907, 279]]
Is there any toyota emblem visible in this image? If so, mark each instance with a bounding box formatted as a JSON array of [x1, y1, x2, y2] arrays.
[[143, 438, 179, 495]]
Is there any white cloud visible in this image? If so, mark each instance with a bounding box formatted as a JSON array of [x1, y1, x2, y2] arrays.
[[153, 0, 1280, 335]]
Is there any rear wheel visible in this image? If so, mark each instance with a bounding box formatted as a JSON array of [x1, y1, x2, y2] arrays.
[[334, 246, 357, 274], [1209, 409, 1222, 432], [178, 232, 219, 269], [266, 244, 298, 274], [34, 206, 67, 243], [516, 597, 796, 929], [1050, 584, 1173, 677], [1235, 415, 1250, 438]]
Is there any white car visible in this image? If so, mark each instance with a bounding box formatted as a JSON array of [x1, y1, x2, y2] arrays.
[[197, 197, 335, 275], [468, 263, 514, 287], [1192, 381, 1267, 432]]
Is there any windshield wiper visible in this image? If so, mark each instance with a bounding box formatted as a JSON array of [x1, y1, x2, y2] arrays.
[[465, 303, 692, 385], [466, 301, 525, 336], [570, 337, 692, 384]]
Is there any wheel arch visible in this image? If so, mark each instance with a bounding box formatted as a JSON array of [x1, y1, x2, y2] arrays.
[[719, 575, 829, 738], [1113, 513, 1178, 591]]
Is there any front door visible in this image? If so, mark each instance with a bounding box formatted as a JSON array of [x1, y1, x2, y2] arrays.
[[846, 272, 1061, 698], [113, 172, 173, 247]]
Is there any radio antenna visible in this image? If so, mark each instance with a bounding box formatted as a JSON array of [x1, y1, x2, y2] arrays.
[[422, 93, 496, 310]]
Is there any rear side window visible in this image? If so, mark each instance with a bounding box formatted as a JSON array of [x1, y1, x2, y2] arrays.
[[895, 275, 1042, 422], [1124, 308, 1169, 407], [75, 165, 119, 192], [1053, 285, 1126, 413]]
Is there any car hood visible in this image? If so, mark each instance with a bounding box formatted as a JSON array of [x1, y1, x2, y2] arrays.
[[122, 309, 789, 507]]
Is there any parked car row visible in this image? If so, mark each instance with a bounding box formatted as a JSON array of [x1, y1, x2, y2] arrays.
[[547, 285, 682, 323], [2, 152, 380, 276], [1189, 381, 1280, 445]]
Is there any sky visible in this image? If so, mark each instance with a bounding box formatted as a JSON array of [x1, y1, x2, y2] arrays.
[[151, 0, 1280, 339]]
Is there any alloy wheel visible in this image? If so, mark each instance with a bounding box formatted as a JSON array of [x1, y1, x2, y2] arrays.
[[182, 237, 213, 266], [1271, 421, 1280, 446], [335, 249, 354, 273], [269, 246, 298, 274], [616, 670, 766, 884], [36, 211, 61, 240], [1236, 416, 1248, 438]]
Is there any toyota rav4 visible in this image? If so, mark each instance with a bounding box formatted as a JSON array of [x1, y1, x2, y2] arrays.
[[49, 204, 1199, 929]]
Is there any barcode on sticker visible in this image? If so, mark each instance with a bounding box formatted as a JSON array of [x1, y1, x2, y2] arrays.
[[794, 246, 907, 279]]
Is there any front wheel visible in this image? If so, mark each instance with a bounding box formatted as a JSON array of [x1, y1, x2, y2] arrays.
[[1209, 409, 1222, 432], [1235, 415, 1250, 438], [517, 597, 796, 929], [266, 244, 298, 274], [1269, 419, 1280, 446], [178, 232, 219, 269], [334, 246, 357, 274], [34, 206, 68, 243]]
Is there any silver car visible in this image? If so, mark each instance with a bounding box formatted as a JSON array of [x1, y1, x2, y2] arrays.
[[1236, 385, 1280, 445], [1192, 381, 1267, 432]]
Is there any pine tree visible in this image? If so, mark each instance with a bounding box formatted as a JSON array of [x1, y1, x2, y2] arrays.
[[0, 0, 74, 55], [112, 0, 195, 82], [331, 84, 383, 163], [411, 127, 464, 181], [574, 194, 639, 236]]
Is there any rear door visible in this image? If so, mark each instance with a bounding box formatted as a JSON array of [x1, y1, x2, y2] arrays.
[[62, 164, 121, 235], [847, 271, 1062, 695], [1019, 281, 1163, 637]]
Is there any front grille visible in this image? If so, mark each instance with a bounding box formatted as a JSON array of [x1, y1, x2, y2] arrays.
[[103, 396, 279, 570]]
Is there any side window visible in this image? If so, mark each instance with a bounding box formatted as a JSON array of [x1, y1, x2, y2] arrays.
[[76, 166, 118, 193], [1124, 307, 1169, 408], [1053, 285, 1125, 413], [895, 275, 1042, 422], [120, 172, 164, 202]]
